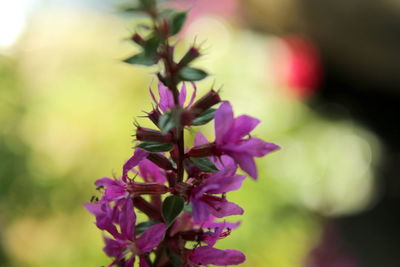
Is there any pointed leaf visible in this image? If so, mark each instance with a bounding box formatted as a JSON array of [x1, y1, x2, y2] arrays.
[[179, 67, 208, 81], [170, 11, 187, 35], [124, 52, 157, 66], [137, 142, 173, 152], [158, 112, 175, 134], [162, 195, 184, 226], [192, 108, 215, 126], [190, 157, 219, 173]]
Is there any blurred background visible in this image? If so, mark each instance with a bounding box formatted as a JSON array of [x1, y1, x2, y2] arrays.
[[1, 0, 399, 266]]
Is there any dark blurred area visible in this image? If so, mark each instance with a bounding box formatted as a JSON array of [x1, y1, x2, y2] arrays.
[[244, 0, 400, 266]]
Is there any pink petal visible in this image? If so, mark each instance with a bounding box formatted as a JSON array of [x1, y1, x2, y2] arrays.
[[190, 246, 246, 266], [84, 203, 119, 237], [158, 82, 174, 112], [122, 149, 149, 181], [214, 101, 234, 145], [95, 177, 120, 187], [201, 196, 244, 218], [194, 132, 209, 146], [229, 115, 260, 142], [179, 82, 187, 106], [103, 237, 125, 257], [230, 138, 280, 157], [192, 200, 210, 223], [186, 82, 197, 108], [149, 85, 158, 106], [119, 199, 136, 239], [204, 172, 246, 194], [136, 223, 167, 253], [138, 159, 166, 184], [232, 153, 258, 179]]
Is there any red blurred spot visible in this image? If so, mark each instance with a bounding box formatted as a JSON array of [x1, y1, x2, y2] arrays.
[[276, 35, 322, 99]]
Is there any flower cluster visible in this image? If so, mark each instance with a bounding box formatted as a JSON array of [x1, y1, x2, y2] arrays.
[[85, 1, 279, 266]]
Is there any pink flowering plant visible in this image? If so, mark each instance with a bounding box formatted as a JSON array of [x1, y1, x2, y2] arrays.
[[85, 0, 280, 266]]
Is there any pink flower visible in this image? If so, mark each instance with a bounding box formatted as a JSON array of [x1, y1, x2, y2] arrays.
[[190, 167, 245, 222], [98, 199, 167, 267], [213, 101, 280, 179], [150, 82, 196, 112]]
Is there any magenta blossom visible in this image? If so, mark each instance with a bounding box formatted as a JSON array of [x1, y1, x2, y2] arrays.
[[190, 166, 245, 222], [150, 81, 197, 112], [214, 101, 280, 179], [92, 199, 167, 267]]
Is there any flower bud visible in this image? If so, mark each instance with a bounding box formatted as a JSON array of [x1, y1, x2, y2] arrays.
[[190, 90, 221, 115], [136, 127, 173, 143], [131, 33, 145, 46], [166, 170, 177, 187], [180, 110, 194, 126], [147, 108, 162, 127], [147, 153, 175, 170], [186, 143, 219, 158], [178, 47, 201, 67], [127, 182, 168, 195]]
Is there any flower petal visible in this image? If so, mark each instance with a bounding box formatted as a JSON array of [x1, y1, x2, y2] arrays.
[[192, 200, 210, 223], [229, 115, 260, 142], [194, 131, 209, 146], [179, 82, 187, 106], [122, 149, 149, 181], [201, 196, 244, 218], [95, 177, 127, 202], [138, 159, 166, 184], [103, 237, 125, 257], [231, 138, 280, 157], [214, 101, 234, 145], [119, 199, 136, 239], [203, 172, 246, 194], [84, 202, 119, 237], [190, 246, 246, 266], [186, 82, 197, 108], [232, 153, 258, 179], [136, 223, 167, 253], [158, 82, 174, 112]]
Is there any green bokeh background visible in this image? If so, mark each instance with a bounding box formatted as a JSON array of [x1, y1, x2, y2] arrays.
[[0, 4, 381, 267]]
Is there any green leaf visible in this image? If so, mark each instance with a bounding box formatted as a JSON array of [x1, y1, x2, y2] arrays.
[[179, 66, 208, 81], [124, 36, 160, 66], [143, 36, 160, 56], [190, 157, 219, 173], [123, 52, 157, 66], [170, 11, 187, 35], [137, 142, 173, 152], [135, 220, 158, 234], [192, 108, 215, 126], [116, 3, 141, 13], [158, 112, 175, 134], [139, 0, 156, 9], [162, 195, 184, 226]]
